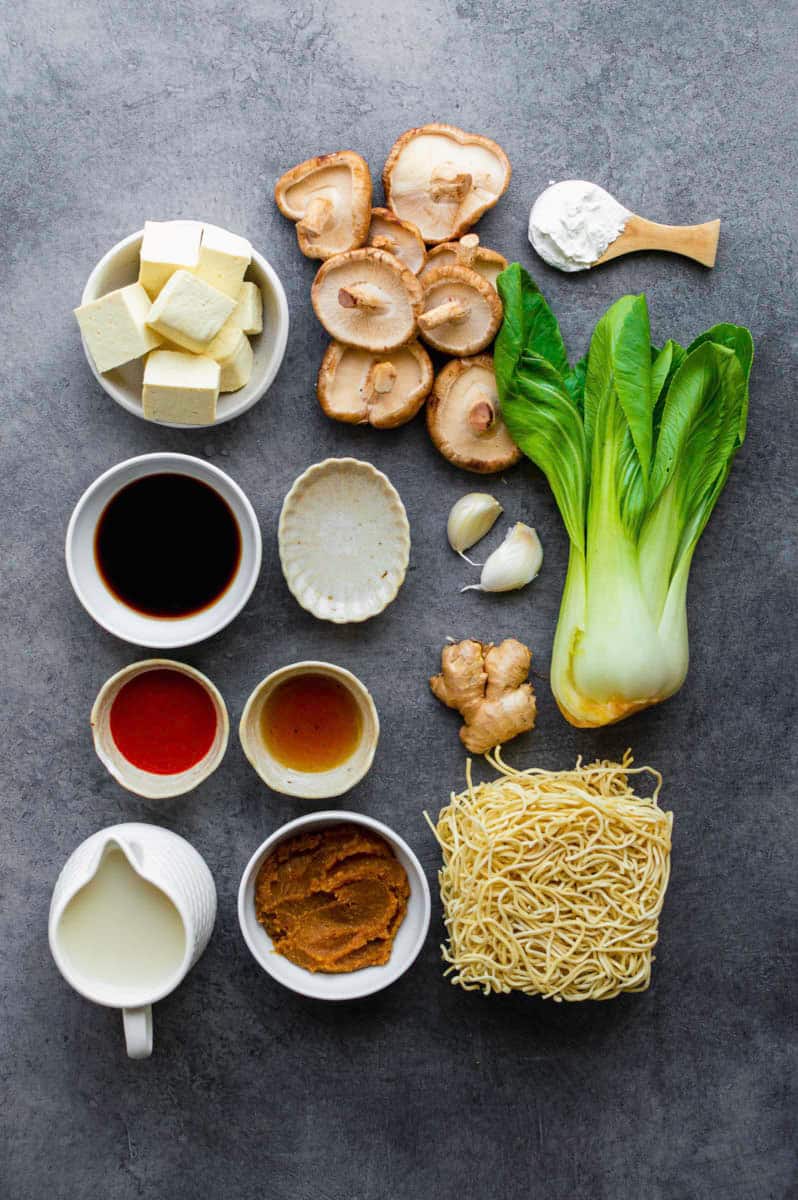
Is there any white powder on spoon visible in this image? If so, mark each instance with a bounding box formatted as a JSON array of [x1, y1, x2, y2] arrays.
[[528, 180, 630, 272]]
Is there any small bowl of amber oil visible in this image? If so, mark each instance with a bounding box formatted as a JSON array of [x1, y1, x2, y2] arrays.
[[239, 662, 379, 799]]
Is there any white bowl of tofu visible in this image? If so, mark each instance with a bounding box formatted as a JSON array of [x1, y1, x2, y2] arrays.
[[76, 221, 289, 428]]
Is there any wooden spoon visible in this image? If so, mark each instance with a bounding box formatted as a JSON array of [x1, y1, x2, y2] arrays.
[[592, 214, 720, 268]]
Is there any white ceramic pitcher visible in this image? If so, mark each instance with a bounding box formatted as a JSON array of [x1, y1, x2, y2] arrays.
[[49, 823, 216, 1059]]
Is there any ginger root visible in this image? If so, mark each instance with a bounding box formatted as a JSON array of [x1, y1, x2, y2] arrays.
[[430, 638, 536, 753]]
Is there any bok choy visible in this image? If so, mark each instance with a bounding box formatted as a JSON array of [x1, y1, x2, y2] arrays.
[[495, 264, 753, 727]]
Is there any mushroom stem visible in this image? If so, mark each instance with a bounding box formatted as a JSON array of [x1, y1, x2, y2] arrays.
[[468, 395, 496, 435], [297, 195, 334, 238], [367, 361, 398, 397], [430, 167, 472, 203], [457, 233, 480, 268], [418, 298, 470, 330], [370, 234, 398, 254], [337, 284, 389, 312]]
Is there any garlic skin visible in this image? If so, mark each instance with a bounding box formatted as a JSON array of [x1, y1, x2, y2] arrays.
[[447, 493, 503, 556], [462, 523, 543, 593]]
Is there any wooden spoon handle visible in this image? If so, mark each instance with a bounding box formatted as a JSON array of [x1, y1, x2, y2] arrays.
[[594, 214, 721, 268]]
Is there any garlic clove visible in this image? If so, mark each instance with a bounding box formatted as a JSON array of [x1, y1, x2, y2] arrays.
[[462, 522, 543, 593], [447, 493, 503, 556]]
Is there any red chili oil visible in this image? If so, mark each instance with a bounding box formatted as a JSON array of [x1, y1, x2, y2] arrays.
[[109, 668, 217, 775]]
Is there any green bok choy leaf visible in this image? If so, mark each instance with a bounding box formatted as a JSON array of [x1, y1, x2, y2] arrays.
[[496, 264, 752, 727]]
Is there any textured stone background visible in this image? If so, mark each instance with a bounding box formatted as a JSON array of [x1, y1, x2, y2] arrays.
[[1, 2, 796, 1197]]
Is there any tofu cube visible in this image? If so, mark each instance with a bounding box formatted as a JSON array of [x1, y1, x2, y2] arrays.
[[74, 283, 162, 374], [146, 270, 235, 353], [142, 350, 220, 425], [194, 223, 251, 298], [230, 281, 263, 335], [138, 220, 202, 299], [205, 320, 254, 392]]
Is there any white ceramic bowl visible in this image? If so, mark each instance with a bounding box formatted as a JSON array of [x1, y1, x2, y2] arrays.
[[66, 452, 262, 648], [91, 659, 229, 799], [238, 811, 431, 1001], [238, 661, 379, 799], [278, 458, 411, 623], [79, 228, 289, 428]]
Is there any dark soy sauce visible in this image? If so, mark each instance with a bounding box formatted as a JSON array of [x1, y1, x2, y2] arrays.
[[95, 473, 241, 618]]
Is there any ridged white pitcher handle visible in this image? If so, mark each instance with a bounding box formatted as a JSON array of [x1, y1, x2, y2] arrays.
[[123, 1005, 153, 1059]]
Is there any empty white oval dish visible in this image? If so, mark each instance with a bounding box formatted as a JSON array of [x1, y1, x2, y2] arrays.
[[278, 458, 410, 623]]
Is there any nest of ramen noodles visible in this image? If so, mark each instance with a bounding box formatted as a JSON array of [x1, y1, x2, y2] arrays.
[[426, 749, 673, 1001]]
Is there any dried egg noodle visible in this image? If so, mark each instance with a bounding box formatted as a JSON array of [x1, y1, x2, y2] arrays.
[[426, 750, 672, 1002]]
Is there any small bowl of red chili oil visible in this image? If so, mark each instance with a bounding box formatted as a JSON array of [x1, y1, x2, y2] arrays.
[[91, 659, 229, 798]]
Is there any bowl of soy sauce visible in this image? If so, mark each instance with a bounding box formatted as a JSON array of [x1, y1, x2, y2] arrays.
[[66, 453, 262, 648]]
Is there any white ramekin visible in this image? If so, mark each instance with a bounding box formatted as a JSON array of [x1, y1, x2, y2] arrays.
[[238, 811, 431, 1001], [66, 452, 262, 648]]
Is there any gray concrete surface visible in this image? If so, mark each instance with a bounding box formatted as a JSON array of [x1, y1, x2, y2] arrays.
[[1, 2, 796, 1197]]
